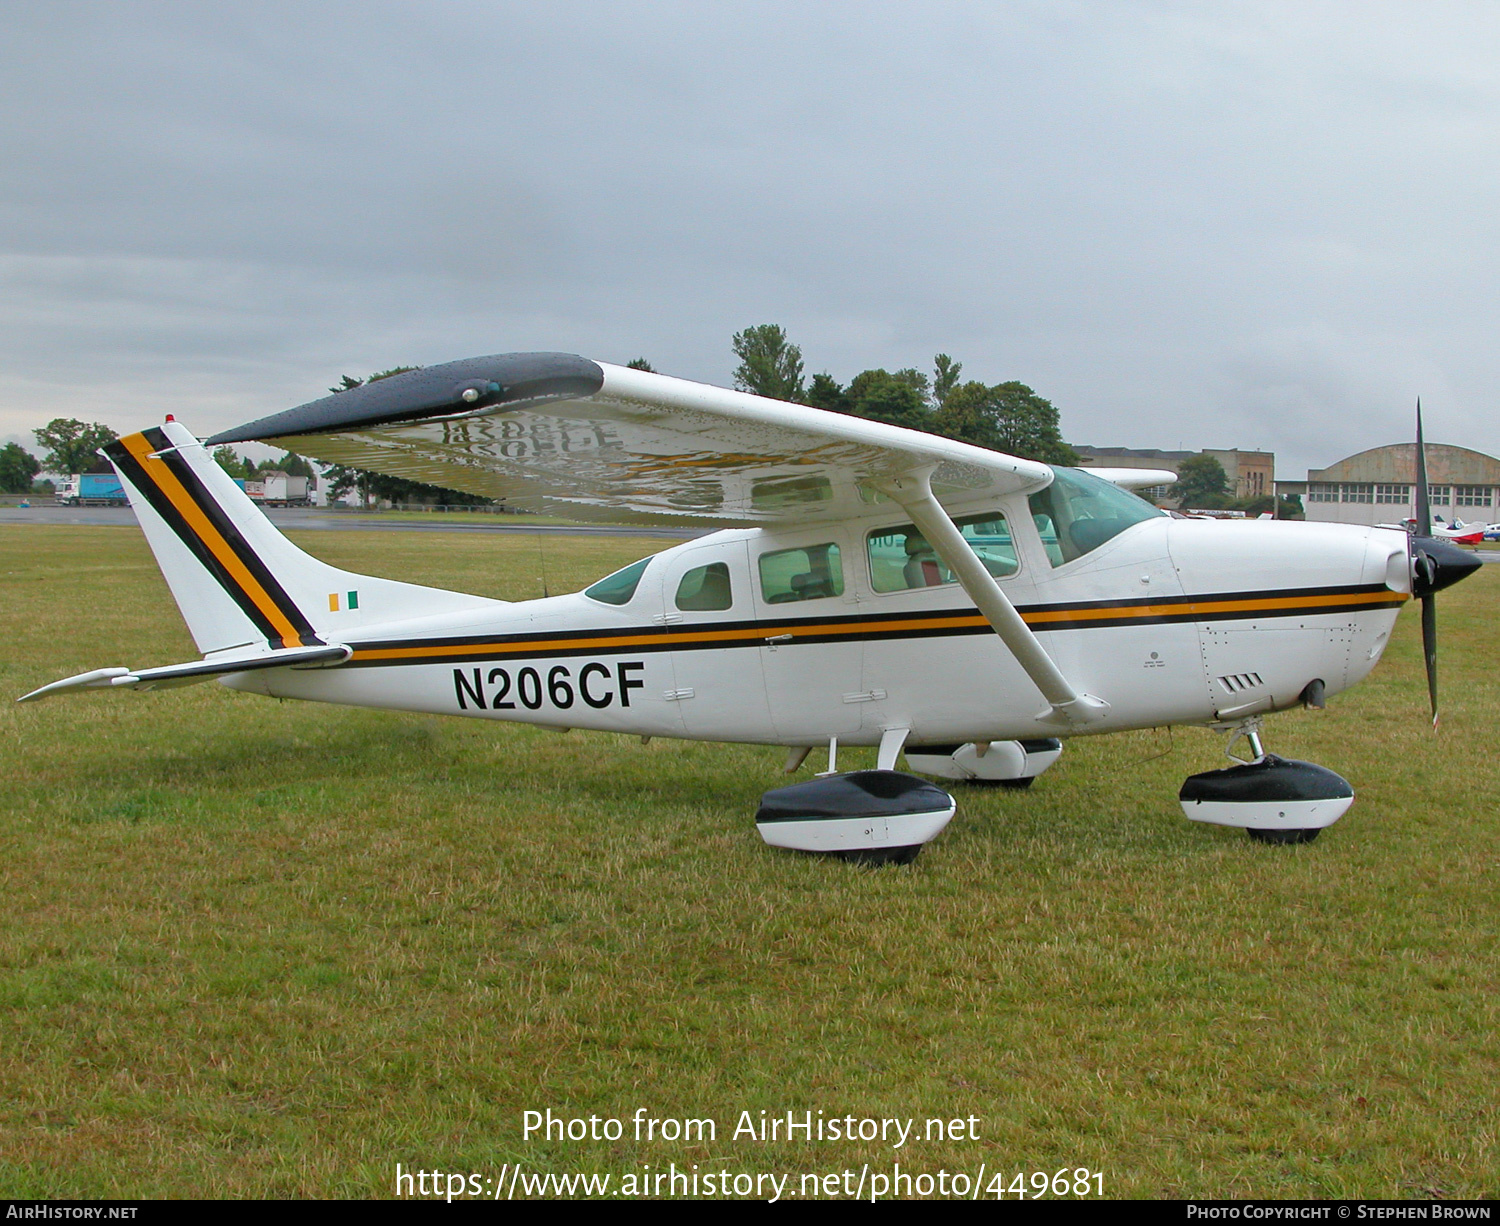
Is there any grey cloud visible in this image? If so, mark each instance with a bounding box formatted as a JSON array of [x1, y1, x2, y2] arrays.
[[1, 1, 1498, 475]]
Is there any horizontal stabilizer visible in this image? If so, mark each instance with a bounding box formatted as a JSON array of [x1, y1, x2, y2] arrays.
[[18, 644, 350, 703]]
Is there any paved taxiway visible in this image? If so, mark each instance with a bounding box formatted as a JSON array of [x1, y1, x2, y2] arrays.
[[1, 505, 705, 540]]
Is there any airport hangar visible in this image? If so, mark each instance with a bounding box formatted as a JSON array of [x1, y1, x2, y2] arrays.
[[1276, 443, 1500, 527]]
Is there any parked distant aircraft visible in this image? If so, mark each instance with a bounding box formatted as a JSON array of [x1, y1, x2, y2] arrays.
[[1383, 518, 1488, 546], [19, 361, 1481, 859]]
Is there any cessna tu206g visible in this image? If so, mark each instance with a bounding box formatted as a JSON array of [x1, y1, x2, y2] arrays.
[[20, 355, 1481, 862]]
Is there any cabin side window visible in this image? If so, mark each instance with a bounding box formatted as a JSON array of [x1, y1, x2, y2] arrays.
[[865, 513, 1018, 593], [675, 562, 733, 611], [758, 543, 844, 604], [1028, 467, 1164, 567]]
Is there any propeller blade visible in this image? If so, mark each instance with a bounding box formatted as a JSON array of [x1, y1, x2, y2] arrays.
[[1412, 397, 1437, 727], [1421, 592, 1439, 728], [1414, 397, 1431, 538]]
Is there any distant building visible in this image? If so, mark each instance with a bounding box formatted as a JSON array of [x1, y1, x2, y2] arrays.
[[1281, 442, 1500, 527], [1075, 446, 1274, 508]]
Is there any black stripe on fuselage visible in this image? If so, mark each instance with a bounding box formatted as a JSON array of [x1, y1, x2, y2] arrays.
[[338, 582, 1402, 668]]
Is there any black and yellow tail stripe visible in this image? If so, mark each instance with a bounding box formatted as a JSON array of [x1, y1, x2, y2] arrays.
[[105, 428, 322, 649], [340, 583, 1406, 669]]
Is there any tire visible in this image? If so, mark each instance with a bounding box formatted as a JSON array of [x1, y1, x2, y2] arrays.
[[1246, 827, 1321, 845], [956, 776, 1034, 790], [840, 845, 922, 866]]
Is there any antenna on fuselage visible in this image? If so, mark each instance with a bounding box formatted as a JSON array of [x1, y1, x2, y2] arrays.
[[536, 533, 551, 600]]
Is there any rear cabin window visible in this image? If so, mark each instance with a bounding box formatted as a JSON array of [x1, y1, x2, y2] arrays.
[[675, 562, 733, 611], [583, 557, 651, 605], [1028, 467, 1164, 568], [866, 513, 1018, 593], [758, 543, 844, 604]]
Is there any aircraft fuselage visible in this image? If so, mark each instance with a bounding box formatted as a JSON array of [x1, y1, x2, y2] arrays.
[[226, 506, 1410, 750]]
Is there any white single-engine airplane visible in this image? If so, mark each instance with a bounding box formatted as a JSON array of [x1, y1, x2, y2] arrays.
[[21, 356, 1481, 861]]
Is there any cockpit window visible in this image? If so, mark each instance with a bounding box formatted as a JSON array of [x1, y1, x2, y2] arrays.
[[1028, 467, 1164, 567], [583, 557, 651, 605]]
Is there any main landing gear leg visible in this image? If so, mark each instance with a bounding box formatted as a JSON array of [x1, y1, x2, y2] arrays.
[[1178, 717, 1354, 845]]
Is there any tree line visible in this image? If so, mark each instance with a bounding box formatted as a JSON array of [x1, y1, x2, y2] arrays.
[[720, 324, 1081, 466], [1167, 453, 1302, 518], [1, 419, 121, 495], [0, 417, 316, 497]]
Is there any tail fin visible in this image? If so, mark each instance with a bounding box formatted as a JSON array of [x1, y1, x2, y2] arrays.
[[106, 421, 499, 655]]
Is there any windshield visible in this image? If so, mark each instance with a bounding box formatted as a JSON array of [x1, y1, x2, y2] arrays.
[[1028, 467, 1164, 567]]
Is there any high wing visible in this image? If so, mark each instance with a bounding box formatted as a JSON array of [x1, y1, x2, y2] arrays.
[[207, 354, 1055, 526]]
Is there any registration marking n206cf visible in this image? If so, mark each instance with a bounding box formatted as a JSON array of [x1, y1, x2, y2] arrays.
[[453, 661, 645, 712]]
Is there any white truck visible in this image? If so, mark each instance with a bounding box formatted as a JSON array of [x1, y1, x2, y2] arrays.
[[243, 472, 312, 507]]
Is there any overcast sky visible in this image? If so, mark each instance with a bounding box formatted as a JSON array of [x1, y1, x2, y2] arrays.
[[3, 1, 1498, 475]]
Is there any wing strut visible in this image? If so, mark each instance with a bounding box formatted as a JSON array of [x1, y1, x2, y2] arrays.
[[874, 469, 1110, 728]]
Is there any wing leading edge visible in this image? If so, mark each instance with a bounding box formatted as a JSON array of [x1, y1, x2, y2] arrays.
[[208, 356, 1055, 527]]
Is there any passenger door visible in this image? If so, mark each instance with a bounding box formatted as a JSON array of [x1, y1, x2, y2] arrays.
[[751, 534, 865, 743], [656, 541, 774, 741]]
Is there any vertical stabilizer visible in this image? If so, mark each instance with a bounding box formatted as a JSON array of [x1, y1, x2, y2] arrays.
[[105, 421, 499, 655]]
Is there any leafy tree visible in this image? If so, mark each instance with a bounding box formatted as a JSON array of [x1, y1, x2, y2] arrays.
[[932, 381, 1080, 464], [260, 451, 316, 480], [803, 372, 850, 414], [849, 370, 930, 430], [724, 329, 1082, 463], [0, 443, 40, 494], [1277, 494, 1304, 520], [625, 357, 656, 372], [328, 367, 418, 396], [34, 419, 118, 475], [932, 354, 962, 407], [1169, 454, 1231, 508], [931, 381, 999, 447], [212, 445, 252, 479], [731, 325, 804, 402], [891, 368, 931, 404]]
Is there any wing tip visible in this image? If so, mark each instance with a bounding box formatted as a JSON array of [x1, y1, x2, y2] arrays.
[[208, 352, 605, 444]]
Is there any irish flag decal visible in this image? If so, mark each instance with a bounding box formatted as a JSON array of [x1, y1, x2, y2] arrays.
[[328, 591, 359, 612]]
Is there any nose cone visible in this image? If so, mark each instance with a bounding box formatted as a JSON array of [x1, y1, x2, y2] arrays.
[[1412, 536, 1483, 597]]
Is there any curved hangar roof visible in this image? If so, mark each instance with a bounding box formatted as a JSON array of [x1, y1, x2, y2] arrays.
[[1310, 442, 1500, 485]]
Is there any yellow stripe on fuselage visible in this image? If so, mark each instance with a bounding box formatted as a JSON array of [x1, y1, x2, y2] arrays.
[[1025, 588, 1407, 627], [344, 587, 1406, 665]]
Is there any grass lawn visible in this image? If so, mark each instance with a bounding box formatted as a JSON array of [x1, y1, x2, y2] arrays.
[[1, 525, 1497, 1200]]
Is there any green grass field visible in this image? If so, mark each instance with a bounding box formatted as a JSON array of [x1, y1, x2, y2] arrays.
[[2, 525, 1496, 1200]]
